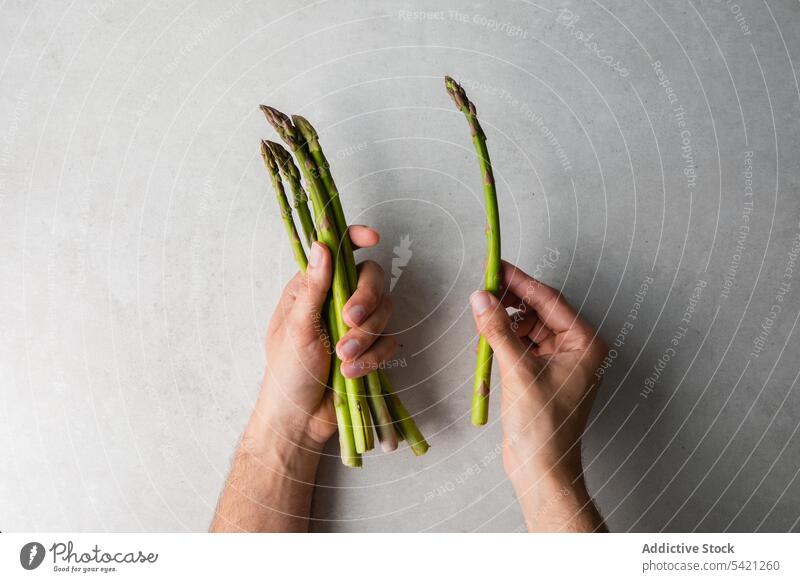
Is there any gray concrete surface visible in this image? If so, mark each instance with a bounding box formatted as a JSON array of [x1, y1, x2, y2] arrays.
[[2, 0, 800, 532]]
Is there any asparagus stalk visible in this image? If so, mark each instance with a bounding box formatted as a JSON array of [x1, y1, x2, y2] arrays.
[[291, 116, 358, 288], [328, 313, 362, 467], [260, 141, 308, 270], [379, 370, 429, 456], [364, 373, 398, 452], [266, 140, 316, 246], [261, 105, 374, 454], [293, 115, 398, 453], [260, 140, 360, 467], [445, 76, 501, 427]]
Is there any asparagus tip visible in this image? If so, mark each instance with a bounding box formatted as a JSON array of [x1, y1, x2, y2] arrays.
[[260, 105, 300, 148], [264, 139, 283, 161], [444, 76, 483, 139], [444, 75, 468, 111], [292, 114, 317, 139], [259, 140, 278, 173], [259, 104, 284, 124]]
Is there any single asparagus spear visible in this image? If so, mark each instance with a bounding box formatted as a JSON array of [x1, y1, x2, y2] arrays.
[[328, 312, 362, 467], [261, 105, 374, 453], [445, 76, 501, 427], [331, 361, 361, 466], [260, 141, 308, 271], [292, 116, 358, 287], [364, 373, 399, 452], [260, 140, 360, 466], [379, 370, 429, 456], [294, 115, 398, 453], [266, 140, 316, 246]]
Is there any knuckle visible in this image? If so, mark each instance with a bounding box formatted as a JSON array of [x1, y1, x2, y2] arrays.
[[288, 314, 326, 352], [543, 288, 563, 306], [481, 320, 510, 345], [384, 336, 399, 354], [286, 272, 305, 296], [356, 286, 381, 308], [367, 337, 396, 363], [298, 272, 314, 294], [534, 283, 559, 303], [363, 259, 384, 279]]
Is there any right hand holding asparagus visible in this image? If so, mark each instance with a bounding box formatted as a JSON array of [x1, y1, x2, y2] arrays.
[[469, 260, 608, 532]]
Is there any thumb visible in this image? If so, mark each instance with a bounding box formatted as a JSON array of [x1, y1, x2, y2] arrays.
[[470, 291, 526, 370], [292, 242, 332, 321]]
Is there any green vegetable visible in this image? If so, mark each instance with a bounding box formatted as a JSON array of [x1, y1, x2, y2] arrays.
[[445, 76, 501, 426], [259, 105, 429, 464]]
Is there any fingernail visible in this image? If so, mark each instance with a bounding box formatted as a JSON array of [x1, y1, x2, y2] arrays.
[[308, 243, 323, 267], [348, 305, 367, 325], [338, 339, 361, 360], [340, 360, 363, 378], [470, 291, 493, 315]]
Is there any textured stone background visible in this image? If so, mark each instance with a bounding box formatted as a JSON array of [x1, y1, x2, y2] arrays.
[[2, 0, 799, 532]]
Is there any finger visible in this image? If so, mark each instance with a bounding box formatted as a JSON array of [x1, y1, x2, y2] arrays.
[[337, 296, 393, 362], [528, 318, 554, 345], [531, 337, 558, 357], [499, 289, 540, 338], [340, 336, 398, 378], [290, 242, 332, 324], [511, 309, 540, 339], [342, 260, 384, 326], [347, 225, 380, 250], [499, 288, 523, 308], [500, 261, 589, 334], [469, 290, 527, 370], [532, 333, 575, 357]]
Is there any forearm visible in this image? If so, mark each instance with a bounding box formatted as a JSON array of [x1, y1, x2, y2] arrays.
[[210, 420, 321, 532], [510, 461, 606, 533]]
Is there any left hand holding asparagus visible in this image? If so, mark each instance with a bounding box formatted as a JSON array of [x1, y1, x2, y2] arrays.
[[211, 225, 398, 531], [248, 225, 392, 453]]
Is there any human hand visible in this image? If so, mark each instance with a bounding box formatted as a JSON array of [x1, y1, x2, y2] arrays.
[[212, 225, 396, 532], [248, 225, 396, 454], [469, 261, 608, 531]]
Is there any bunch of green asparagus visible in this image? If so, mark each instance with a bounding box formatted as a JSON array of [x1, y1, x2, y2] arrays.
[[259, 105, 429, 467], [444, 76, 501, 427]]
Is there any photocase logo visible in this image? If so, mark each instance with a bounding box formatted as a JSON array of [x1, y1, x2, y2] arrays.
[[20, 542, 45, 570], [390, 234, 413, 291]]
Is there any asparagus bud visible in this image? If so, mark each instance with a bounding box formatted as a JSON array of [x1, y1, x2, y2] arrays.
[[260, 141, 308, 271], [260, 105, 302, 150], [266, 140, 316, 246]]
